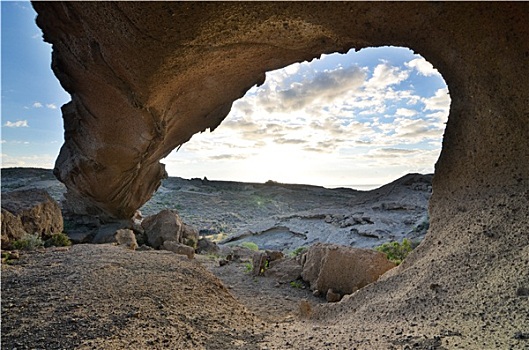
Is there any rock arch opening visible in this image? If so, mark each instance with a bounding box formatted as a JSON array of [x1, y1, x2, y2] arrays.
[[166, 46, 450, 190], [30, 2, 528, 347], [153, 46, 450, 254]]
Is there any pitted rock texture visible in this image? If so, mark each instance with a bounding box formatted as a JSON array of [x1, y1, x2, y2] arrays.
[[31, 3, 529, 347], [32, 2, 528, 220], [1, 189, 64, 245]]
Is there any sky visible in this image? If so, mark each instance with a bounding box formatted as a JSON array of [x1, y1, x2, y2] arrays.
[[1, 2, 451, 190]]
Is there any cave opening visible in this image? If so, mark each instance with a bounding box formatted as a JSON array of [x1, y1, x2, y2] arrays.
[[146, 46, 450, 256]]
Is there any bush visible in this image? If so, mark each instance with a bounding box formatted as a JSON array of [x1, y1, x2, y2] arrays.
[[239, 241, 259, 251], [290, 280, 304, 289], [12, 234, 44, 250], [375, 238, 413, 265], [44, 233, 72, 248], [289, 246, 307, 257]]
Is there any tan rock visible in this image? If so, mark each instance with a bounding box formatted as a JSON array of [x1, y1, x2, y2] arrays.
[[301, 243, 395, 295], [1, 209, 26, 247], [161, 241, 194, 259], [141, 210, 183, 249], [326, 289, 342, 303], [1, 189, 63, 245], [114, 229, 138, 250]]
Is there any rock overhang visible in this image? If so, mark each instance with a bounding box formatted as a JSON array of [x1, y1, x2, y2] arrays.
[[31, 2, 528, 220]]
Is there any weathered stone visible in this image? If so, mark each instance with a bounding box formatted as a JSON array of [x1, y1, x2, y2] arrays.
[[252, 252, 268, 276], [1, 189, 63, 243], [196, 237, 220, 255], [114, 229, 138, 250], [182, 223, 199, 249], [301, 243, 395, 295], [141, 210, 183, 249], [29, 2, 529, 332], [326, 289, 342, 303], [92, 221, 130, 244], [161, 241, 194, 259], [265, 257, 303, 283], [1, 209, 26, 247]]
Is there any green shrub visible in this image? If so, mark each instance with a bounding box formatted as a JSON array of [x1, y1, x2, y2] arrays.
[[290, 280, 304, 289], [12, 234, 44, 250], [289, 246, 307, 257], [240, 241, 259, 251], [244, 262, 253, 273], [44, 233, 72, 248], [375, 238, 413, 265]]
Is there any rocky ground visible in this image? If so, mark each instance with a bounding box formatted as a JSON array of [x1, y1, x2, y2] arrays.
[[2, 168, 527, 349]]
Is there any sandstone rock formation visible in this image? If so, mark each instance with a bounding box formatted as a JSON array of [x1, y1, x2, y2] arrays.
[[301, 243, 395, 295], [141, 209, 184, 249], [1, 189, 64, 246], [31, 3, 528, 346]]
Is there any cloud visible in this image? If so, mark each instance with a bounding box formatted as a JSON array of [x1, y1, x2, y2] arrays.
[[422, 88, 451, 112], [4, 120, 29, 128], [210, 154, 248, 161], [395, 108, 417, 117], [405, 57, 440, 77], [365, 62, 409, 90], [0, 140, 6, 144], [274, 137, 307, 145], [46, 103, 58, 109], [256, 65, 366, 113], [33, 102, 43, 108]]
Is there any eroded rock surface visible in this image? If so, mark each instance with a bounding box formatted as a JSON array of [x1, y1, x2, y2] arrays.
[[301, 243, 395, 296], [1, 189, 64, 246], [29, 2, 529, 348]]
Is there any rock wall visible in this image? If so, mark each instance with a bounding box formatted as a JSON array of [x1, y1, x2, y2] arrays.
[[32, 2, 528, 338]]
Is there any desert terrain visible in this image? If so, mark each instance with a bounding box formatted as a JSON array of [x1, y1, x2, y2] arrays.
[[2, 168, 527, 349]]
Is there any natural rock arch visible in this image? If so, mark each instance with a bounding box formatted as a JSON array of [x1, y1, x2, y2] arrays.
[[33, 2, 528, 343]]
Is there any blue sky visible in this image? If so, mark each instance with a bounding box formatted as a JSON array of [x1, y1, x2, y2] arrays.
[[1, 2, 451, 189]]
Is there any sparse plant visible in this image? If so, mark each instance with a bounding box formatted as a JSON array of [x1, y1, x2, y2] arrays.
[[240, 241, 259, 252], [12, 234, 44, 251], [44, 233, 72, 248], [375, 238, 413, 265], [289, 246, 307, 257], [290, 280, 304, 289], [244, 262, 253, 273]]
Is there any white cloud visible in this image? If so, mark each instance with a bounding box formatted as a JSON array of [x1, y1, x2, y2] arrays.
[[46, 103, 58, 109], [395, 108, 417, 117], [1, 140, 6, 144], [4, 120, 29, 128], [33, 102, 43, 108], [365, 62, 409, 90], [422, 87, 451, 112], [405, 57, 439, 77]]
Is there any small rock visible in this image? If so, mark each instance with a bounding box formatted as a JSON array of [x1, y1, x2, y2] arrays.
[[219, 259, 229, 266], [161, 241, 195, 259], [114, 229, 138, 250], [326, 288, 341, 302], [299, 299, 312, 318]]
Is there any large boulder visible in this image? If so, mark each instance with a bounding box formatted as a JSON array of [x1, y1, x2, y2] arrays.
[[1, 209, 26, 246], [1, 189, 63, 246], [141, 209, 184, 249], [301, 243, 395, 295]]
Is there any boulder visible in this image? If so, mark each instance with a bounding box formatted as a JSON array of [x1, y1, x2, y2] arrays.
[[92, 221, 130, 244], [252, 250, 285, 276], [1, 189, 63, 246], [1, 209, 26, 247], [265, 257, 303, 283], [196, 237, 220, 255], [141, 209, 184, 249], [182, 223, 199, 249], [301, 243, 395, 295], [114, 229, 138, 250], [161, 241, 194, 259]]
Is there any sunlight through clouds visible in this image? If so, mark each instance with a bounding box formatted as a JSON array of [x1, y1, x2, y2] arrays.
[[165, 46, 451, 188]]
